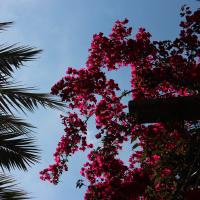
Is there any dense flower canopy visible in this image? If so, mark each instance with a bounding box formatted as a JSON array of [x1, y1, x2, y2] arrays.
[[40, 6, 200, 199]]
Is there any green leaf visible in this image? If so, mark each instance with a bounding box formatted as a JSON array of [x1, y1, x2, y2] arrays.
[[76, 179, 84, 189], [132, 142, 140, 150], [0, 114, 33, 135], [0, 83, 64, 114], [0, 44, 41, 78], [0, 22, 13, 31], [0, 173, 30, 199], [0, 130, 39, 171]]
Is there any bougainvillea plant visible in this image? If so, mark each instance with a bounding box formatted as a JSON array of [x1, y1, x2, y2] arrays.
[[40, 6, 200, 200]]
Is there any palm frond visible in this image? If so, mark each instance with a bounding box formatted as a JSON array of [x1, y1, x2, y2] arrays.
[[0, 44, 42, 77], [0, 84, 64, 114], [0, 133, 39, 171], [0, 22, 13, 31], [0, 75, 9, 83], [0, 173, 30, 199], [0, 21, 65, 198], [0, 114, 34, 135]]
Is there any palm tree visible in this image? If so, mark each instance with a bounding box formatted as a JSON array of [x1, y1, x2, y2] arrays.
[[0, 22, 63, 199], [0, 173, 29, 200]]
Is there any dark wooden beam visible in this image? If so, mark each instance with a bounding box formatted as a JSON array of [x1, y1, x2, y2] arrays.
[[128, 95, 200, 123]]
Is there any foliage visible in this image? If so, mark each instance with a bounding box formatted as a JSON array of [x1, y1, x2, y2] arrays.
[[0, 22, 64, 199], [0, 173, 30, 200], [40, 6, 200, 199]]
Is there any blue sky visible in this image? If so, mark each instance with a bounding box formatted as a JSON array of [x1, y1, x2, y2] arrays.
[[0, 0, 199, 199]]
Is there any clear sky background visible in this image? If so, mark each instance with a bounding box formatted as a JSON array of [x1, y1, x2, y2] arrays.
[[0, 0, 199, 199]]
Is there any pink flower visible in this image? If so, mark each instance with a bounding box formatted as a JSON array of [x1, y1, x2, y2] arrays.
[[161, 168, 172, 177], [152, 154, 160, 161]]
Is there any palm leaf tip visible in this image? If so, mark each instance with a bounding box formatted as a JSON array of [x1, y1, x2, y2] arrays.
[[0, 133, 40, 171], [33, 93, 65, 111], [0, 45, 42, 78], [0, 22, 13, 31], [0, 173, 30, 199], [0, 84, 65, 114]]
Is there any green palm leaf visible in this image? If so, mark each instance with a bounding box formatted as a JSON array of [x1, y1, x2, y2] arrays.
[[0, 22, 13, 31], [0, 44, 42, 78], [0, 132, 39, 171], [0, 84, 64, 114], [0, 21, 64, 199], [0, 114, 33, 135], [0, 173, 30, 199]]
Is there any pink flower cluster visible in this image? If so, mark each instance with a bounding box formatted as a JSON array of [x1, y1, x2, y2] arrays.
[[41, 7, 200, 199]]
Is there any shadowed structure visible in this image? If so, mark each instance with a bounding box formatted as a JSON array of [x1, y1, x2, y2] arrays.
[[129, 96, 200, 123]]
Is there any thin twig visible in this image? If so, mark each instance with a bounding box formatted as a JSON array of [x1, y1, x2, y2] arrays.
[[119, 89, 135, 100]]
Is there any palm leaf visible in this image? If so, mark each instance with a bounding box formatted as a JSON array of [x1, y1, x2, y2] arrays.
[[0, 114, 34, 135], [0, 22, 13, 31], [0, 84, 64, 114], [0, 173, 30, 199], [0, 133, 39, 171], [0, 21, 65, 198], [0, 44, 42, 78]]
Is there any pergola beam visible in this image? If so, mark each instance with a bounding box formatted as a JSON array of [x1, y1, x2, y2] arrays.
[[128, 95, 200, 123]]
